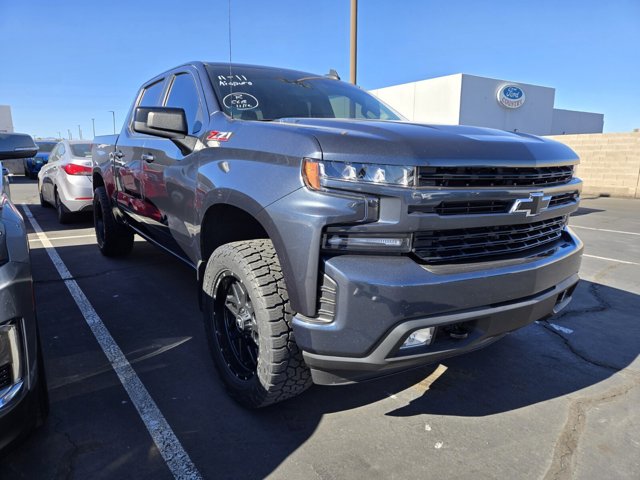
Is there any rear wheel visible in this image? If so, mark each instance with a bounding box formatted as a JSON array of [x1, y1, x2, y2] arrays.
[[55, 190, 73, 224], [203, 239, 312, 408], [93, 186, 134, 257]]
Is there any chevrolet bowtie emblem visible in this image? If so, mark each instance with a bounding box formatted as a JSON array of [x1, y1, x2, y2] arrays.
[[510, 192, 551, 217]]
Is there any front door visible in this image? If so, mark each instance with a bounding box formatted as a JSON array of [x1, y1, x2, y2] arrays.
[[138, 70, 205, 264], [114, 78, 167, 233]]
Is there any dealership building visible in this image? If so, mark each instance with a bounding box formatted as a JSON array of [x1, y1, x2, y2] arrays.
[[0, 105, 14, 133], [370, 74, 603, 136]]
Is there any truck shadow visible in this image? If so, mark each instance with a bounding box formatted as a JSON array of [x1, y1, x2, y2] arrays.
[[7, 203, 639, 480]]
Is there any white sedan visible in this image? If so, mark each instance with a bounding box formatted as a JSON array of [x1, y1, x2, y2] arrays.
[[38, 140, 93, 223]]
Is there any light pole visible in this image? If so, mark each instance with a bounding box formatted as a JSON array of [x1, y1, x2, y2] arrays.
[[350, 0, 358, 85], [57, 131, 62, 140], [91, 118, 96, 138], [67, 129, 72, 140], [78, 125, 83, 140], [108, 111, 116, 134]]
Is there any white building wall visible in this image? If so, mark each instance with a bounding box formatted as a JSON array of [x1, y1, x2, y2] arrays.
[[369, 74, 603, 136], [551, 108, 604, 135], [458, 75, 555, 136], [370, 74, 462, 124], [0, 105, 14, 133]]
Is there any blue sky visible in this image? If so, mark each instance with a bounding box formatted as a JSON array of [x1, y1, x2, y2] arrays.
[[0, 0, 638, 138]]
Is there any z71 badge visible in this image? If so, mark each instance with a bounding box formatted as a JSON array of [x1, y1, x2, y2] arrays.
[[207, 131, 233, 143]]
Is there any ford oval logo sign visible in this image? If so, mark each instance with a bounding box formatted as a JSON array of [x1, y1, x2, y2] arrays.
[[497, 84, 525, 109]]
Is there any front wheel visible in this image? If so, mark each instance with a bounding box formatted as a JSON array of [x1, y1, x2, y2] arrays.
[[203, 239, 312, 408], [93, 186, 134, 257], [55, 191, 72, 224], [38, 183, 50, 208]]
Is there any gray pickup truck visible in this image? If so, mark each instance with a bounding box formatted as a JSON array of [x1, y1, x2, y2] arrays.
[[92, 62, 583, 407]]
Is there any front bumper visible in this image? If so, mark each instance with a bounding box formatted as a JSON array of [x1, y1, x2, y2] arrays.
[[293, 228, 583, 385]]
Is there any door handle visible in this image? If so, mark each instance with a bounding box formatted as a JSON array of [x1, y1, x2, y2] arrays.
[[142, 153, 155, 163]]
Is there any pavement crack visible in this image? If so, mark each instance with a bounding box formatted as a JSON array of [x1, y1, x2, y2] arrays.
[[34, 261, 165, 284], [51, 414, 79, 480], [543, 381, 639, 480], [539, 283, 620, 371], [554, 282, 610, 321]]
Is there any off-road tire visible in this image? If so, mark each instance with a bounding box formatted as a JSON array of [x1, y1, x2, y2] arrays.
[[93, 186, 134, 257], [55, 190, 73, 224], [203, 239, 312, 408]]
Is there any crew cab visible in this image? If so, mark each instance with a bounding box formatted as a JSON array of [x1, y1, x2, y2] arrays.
[[92, 62, 583, 407]]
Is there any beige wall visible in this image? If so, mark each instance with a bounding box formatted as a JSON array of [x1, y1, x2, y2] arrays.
[[546, 132, 640, 198]]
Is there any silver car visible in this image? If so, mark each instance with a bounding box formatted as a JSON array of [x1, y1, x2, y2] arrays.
[[37, 140, 93, 223]]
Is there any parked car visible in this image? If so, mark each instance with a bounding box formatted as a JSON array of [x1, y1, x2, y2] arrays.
[[38, 140, 93, 223], [0, 133, 49, 454], [92, 62, 583, 408], [23, 140, 56, 179]]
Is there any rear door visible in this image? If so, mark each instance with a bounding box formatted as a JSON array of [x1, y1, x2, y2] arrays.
[[114, 78, 167, 232], [138, 68, 206, 263]]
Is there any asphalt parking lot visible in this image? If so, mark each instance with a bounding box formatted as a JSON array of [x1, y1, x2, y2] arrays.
[[1, 178, 639, 480]]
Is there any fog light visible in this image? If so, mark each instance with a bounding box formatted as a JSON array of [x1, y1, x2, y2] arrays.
[[400, 327, 435, 350]]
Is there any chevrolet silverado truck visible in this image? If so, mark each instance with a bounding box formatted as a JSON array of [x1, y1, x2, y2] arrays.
[[92, 62, 583, 408]]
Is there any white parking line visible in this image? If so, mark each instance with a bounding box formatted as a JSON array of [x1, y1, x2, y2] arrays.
[[572, 225, 640, 236], [21, 205, 202, 480], [29, 233, 96, 242], [583, 254, 640, 266]]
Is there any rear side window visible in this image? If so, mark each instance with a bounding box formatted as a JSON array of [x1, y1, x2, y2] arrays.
[[165, 73, 204, 134], [139, 80, 165, 107]]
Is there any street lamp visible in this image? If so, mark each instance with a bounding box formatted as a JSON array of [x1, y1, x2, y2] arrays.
[[108, 111, 116, 135], [78, 124, 83, 140], [67, 129, 72, 140], [92, 118, 96, 138]]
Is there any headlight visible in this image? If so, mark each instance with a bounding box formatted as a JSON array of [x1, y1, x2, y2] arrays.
[[303, 159, 415, 190]]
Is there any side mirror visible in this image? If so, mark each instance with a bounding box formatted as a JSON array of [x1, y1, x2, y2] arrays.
[[0, 133, 38, 160], [132, 107, 197, 155], [133, 107, 188, 139]]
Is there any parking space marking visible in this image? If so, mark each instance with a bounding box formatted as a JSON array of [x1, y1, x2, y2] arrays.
[[583, 254, 640, 266], [21, 205, 202, 480], [28, 233, 96, 242], [572, 225, 640, 236]]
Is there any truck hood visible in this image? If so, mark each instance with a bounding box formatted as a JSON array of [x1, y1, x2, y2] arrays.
[[276, 118, 578, 166]]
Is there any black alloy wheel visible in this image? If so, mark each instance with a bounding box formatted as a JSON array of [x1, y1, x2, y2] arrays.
[[213, 271, 259, 381]]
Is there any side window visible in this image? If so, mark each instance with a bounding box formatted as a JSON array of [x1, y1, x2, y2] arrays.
[[139, 80, 165, 107], [58, 144, 66, 157], [164, 73, 204, 134]]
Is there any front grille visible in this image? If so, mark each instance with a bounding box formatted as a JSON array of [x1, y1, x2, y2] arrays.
[[413, 216, 566, 263], [0, 363, 12, 390], [427, 191, 579, 216], [417, 166, 574, 188], [548, 191, 579, 207]]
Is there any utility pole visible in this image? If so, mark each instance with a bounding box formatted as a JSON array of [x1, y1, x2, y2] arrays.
[[91, 118, 95, 138], [350, 0, 358, 85], [108, 111, 116, 134], [78, 125, 83, 140]]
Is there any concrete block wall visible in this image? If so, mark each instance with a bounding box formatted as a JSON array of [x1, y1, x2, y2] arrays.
[[546, 132, 640, 198]]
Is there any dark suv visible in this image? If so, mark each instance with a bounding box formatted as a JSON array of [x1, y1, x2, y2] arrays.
[[92, 62, 583, 407]]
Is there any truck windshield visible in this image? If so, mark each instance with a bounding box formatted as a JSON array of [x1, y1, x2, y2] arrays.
[[206, 65, 402, 122]]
